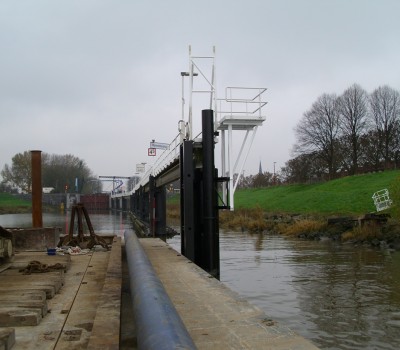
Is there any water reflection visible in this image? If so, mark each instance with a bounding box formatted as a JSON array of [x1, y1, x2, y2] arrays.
[[0, 211, 130, 237], [218, 232, 400, 350], [281, 240, 400, 349], [169, 230, 400, 349]]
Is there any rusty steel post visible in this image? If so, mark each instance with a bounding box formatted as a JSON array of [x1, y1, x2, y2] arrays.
[[31, 150, 43, 228]]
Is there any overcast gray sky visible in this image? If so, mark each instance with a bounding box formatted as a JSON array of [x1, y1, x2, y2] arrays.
[[1, 0, 399, 181]]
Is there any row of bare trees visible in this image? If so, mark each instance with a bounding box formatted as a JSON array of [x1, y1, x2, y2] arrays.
[[282, 84, 400, 183]]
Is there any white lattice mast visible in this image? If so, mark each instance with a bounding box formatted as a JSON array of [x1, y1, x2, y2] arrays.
[[182, 46, 268, 211], [186, 45, 217, 140]]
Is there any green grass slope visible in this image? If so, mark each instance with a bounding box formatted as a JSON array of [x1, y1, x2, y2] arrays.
[[0, 193, 31, 214], [234, 170, 400, 215]]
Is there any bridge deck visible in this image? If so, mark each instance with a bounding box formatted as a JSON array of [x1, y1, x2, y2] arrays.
[[140, 238, 319, 350]]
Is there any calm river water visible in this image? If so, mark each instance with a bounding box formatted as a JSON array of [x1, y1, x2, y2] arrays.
[[1, 211, 400, 350]]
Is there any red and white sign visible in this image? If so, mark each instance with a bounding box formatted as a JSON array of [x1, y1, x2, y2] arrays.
[[148, 148, 156, 156]]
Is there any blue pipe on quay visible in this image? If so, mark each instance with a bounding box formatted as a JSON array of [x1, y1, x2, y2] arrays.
[[124, 230, 197, 350]]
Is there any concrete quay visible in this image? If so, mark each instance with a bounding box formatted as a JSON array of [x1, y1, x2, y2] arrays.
[[0, 235, 319, 349], [140, 238, 319, 350]]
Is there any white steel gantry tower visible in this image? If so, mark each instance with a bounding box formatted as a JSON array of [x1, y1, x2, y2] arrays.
[[182, 46, 268, 210]]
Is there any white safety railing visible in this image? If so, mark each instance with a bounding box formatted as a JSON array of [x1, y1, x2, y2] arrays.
[[216, 87, 267, 210], [217, 87, 267, 120]]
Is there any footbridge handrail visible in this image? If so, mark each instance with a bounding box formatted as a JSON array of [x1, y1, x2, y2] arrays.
[[132, 132, 183, 193]]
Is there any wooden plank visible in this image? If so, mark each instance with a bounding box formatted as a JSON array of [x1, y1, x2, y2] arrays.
[[0, 263, 11, 274], [1, 268, 64, 280], [0, 285, 56, 299], [0, 299, 48, 317], [0, 307, 42, 327], [0, 328, 15, 350], [0, 293, 46, 302], [0, 290, 46, 301], [0, 275, 63, 293]]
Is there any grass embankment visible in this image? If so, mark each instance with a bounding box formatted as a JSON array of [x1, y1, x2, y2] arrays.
[[0, 193, 31, 214], [168, 170, 400, 244], [234, 170, 400, 215], [231, 170, 400, 243]]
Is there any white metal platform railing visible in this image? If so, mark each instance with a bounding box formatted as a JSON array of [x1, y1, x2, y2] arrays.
[[216, 87, 267, 209], [217, 87, 267, 118]]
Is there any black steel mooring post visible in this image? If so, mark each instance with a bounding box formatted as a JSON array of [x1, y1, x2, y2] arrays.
[[180, 140, 196, 260], [155, 185, 166, 236], [138, 186, 147, 222], [130, 194, 135, 213], [180, 110, 220, 279], [202, 109, 220, 279], [180, 143, 185, 254], [149, 175, 156, 237], [138, 187, 143, 219], [148, 175, 166, 236]]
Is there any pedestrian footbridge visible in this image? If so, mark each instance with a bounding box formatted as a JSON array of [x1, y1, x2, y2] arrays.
[[108, 47, 268, 279]]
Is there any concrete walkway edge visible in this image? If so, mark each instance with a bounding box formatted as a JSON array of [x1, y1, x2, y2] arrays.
[[87, 237, 122, 350], [140, 238, 320, 350]]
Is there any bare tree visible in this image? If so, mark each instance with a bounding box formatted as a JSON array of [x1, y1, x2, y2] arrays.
[[0, 151, 32, 192], [338, 84, 369, 174], [252, 172, 273, 188], [369, 85, 400, 168], [358, 130, 382, 171], [294, 93, 341, 179], [1, 151, 98, 194]]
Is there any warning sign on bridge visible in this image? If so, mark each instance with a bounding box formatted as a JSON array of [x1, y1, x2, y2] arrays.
[[148, 148, 156, 156]]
